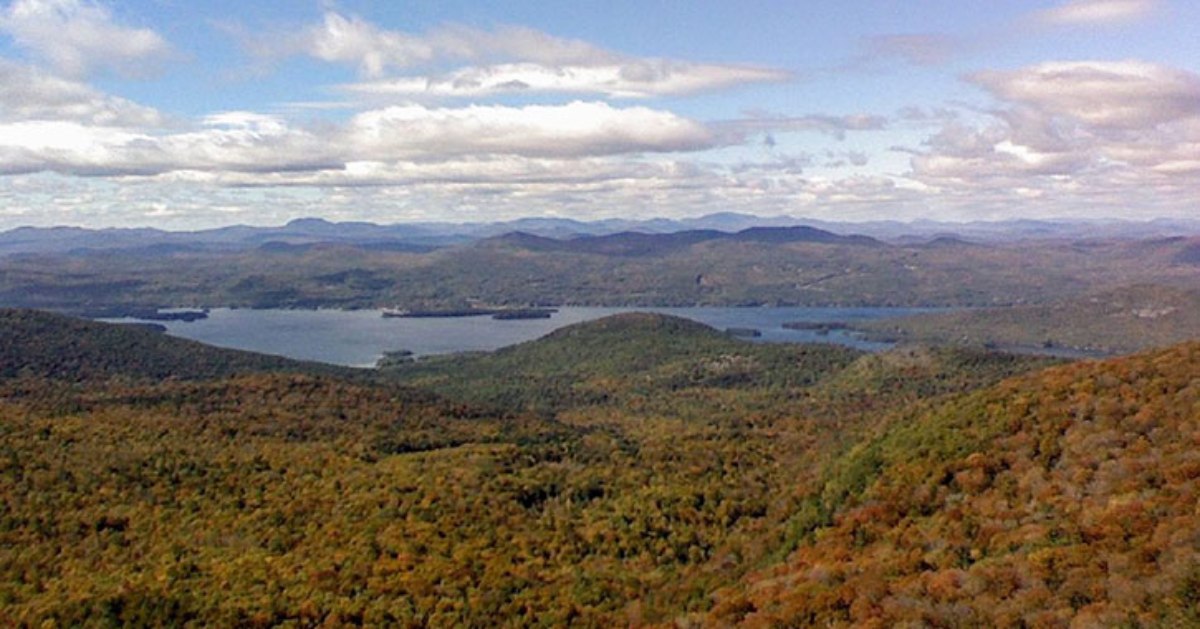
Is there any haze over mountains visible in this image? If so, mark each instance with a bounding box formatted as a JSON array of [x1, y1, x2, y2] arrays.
[[5, 220, 1200, 316], [4, 214, 1200, 257]]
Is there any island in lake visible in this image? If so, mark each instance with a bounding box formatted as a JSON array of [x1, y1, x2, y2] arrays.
[[782, 321, 851, 335], [492, 308, 557, 320], [82, 307, 209, 322], [383, 307, 558, 320]]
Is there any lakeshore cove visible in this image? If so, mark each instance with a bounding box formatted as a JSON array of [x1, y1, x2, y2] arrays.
[[104, 307, 940, 367]]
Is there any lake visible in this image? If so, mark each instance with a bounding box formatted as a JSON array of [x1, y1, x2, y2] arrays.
[[109, 307, 939, 367]]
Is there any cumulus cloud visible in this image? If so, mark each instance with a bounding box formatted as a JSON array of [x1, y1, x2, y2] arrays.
[[904, 60, 1200, 217], [2, 6, 1194, 229], [1032, 0, 1157, 26], [136, 156, 703, 189], [0, 120, 149, 175], [968, 61, 1200, 129], [0, 0, 172, 78], [341, 61, 789, 99], [0, 100, 717, 178], [304, 11, 435, 77], [921, 60, 1200, 180], [0, 57, 163, 125], [242, 16, 618, 78], [347, 101, 713, 158], [239, 11, 788, 98]]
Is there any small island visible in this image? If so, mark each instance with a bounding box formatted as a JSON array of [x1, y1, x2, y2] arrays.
[[492, 308, 557, 320], [118, 322, 169, 333], [78, 307, 210, 322], [782, 321, 851, 335], [382, 307, 559, 320], [375, 349, 415, 368], [382, 308, 499, 318]]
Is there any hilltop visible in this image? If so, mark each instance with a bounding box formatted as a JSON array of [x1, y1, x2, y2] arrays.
[[382, 312, 864, 412]]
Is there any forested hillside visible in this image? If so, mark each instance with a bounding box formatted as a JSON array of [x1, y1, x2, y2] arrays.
[[3, 233, 1199, 311], [383, 312, 863, 413], [0, 309, 353, 382], [0, 311, 1067, 626], [860, 284, 1200, 355], [707, 342, 1200, 627]]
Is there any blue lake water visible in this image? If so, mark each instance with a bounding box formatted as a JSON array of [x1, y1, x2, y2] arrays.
[[111, 307, 938, 367]]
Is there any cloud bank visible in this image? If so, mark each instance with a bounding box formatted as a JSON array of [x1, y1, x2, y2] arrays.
[[0, 2, 1195, 228]]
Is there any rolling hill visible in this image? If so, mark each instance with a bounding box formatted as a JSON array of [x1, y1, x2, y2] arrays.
[[0, 308, 358, 382], [1, 308, 1195, 625], [859, 284, 1200, 355], [382, 312, 863, 412], [3, 225, 1200, 312], [706, 340, 1200, 627]]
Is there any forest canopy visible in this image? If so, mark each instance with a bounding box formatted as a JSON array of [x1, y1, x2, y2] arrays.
[[0, 312, 1196, 626]]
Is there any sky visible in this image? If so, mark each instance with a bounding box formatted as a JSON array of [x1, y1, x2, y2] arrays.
[[0, 0, 1197, 229]]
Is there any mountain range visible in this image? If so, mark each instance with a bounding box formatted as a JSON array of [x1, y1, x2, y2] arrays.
[[3, 214, 1200, 257]]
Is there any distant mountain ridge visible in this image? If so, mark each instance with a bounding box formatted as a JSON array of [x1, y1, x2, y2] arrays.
[[482, 225, 879, 256], [3, 214, 1199, 257]]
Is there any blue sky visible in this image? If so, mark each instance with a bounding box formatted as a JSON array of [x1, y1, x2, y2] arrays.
[[0, 0, 1196, 228]]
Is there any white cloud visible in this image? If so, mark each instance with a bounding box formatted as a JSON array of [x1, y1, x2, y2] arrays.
[[1033, 0, 1157, 26], [426, 23, 618, 67], [0, 0, 172, 78], [0, 57, 163, 125], [341, 61, 789, 99], [347, 101, 714, 159], [0, 3, 1195, 230], [903, 60, 1200, 218], [306, 11, 435, 78], [968, 61, 1200, 129], [241, 11, 787, 99], [0, 100, 717, 178], [284, 15, 619, 77]]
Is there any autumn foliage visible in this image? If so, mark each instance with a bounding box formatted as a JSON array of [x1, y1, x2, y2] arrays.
[[2, 311, 1196, 626], [709, 342, 1200, 627]]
